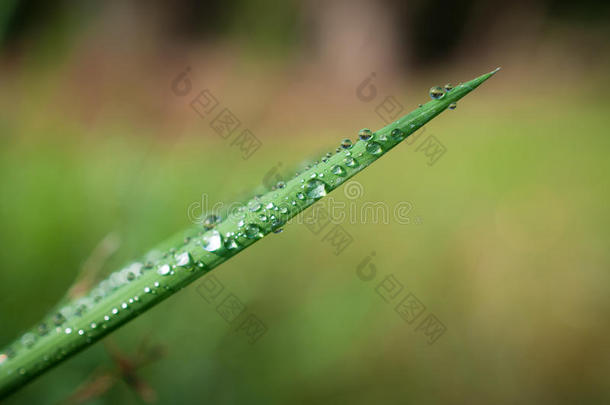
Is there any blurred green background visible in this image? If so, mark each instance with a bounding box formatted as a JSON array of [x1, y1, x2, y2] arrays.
[[1, 0, 609, 403]]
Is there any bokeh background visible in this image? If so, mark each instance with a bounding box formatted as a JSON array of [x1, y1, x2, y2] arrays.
[[1, 0, 609, 403]]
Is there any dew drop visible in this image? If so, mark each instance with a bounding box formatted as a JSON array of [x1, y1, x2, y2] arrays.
[[429, 86, 445, 100], [365, 141, 383, 155], [126, 272, 135, 281], [78, 329, 85, 336], [37, 323, 49, 336], [259, 214, 268, 222], [448, 102, 457, 110], [202, 230, 224, 252], [104, 315, 110, 322], [340, 138, 353, 149], [112, 308, 119, 315], [304, 179, 329, 200], [279, 206, 289, 214], [53, 313, 66, 326], [65, 328, 72, 335], [444, 83, 454, 92], [296, 192, 305, 200], [203, 214, 221, 229], [0, 353, 7, 365], [331, 165, 347, 176], [273, 228, 284, 234], [224, 236, 240, 250], [157, 264, 171, 276], [391, 128, 405, 141], [21, 333, 36, 348], [176, 252, 193, 268], [344, 157, 359, 168], [248, 200, 262, 212], [144, 287, 152, 294], [154, 281, 160, 288], [276, 181, 286, 189], [90, 322, 97, 329], [265, 202, 275, 210], [358, 128, 373, 141], [245, 224, 263, 239]]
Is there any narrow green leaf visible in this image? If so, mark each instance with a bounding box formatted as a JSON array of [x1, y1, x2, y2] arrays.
[[0, 68, 499, 398]]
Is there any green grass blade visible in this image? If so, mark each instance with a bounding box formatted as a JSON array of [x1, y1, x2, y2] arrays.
[[0, 68, 499, 398]]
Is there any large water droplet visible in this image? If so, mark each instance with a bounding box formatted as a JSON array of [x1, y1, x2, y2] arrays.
[[344, 157, 359, 168], [245, 224, 263, 239], [202, 230, 224, 252], [391, 128, 405, 141], [340, 138, 353, 149], [53, 313, 66, 326], [304, 179, 329, 200], [248, 200, 262, 212], [203, 214, 221, 229], [224, 236, 240, 250], [37, 323, 49, 336], [429, 86, 445, 100], [444, 83, 454, 92], [365, 141, 383, 155], [157, 264, 171, 276], [358, 128, 373, 141], [21, 333, 36, 348], [331, 165, 347, 176], [176, 252, 193, 268]]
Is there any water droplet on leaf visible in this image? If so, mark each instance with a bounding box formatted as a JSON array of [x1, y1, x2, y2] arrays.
[[176, 252, 193, 268], [203, 214, 221, 229], [429, 86, 445, 100], [304, 179, 329, 199], [331, 165, 346, 176], [341, 138, 353, 149], [358, 128, 373, 141], [248, 200, 262, 212], [245, 224, 263, 239], [391, 128, 405, 141], [344, 157, 358, 168], [365, 141, 383, 155], [202, 230, 224, 252], [157, 264, 171, 276]]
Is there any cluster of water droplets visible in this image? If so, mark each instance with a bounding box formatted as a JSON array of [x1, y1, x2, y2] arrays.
[[429, 83, 458, 110]]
